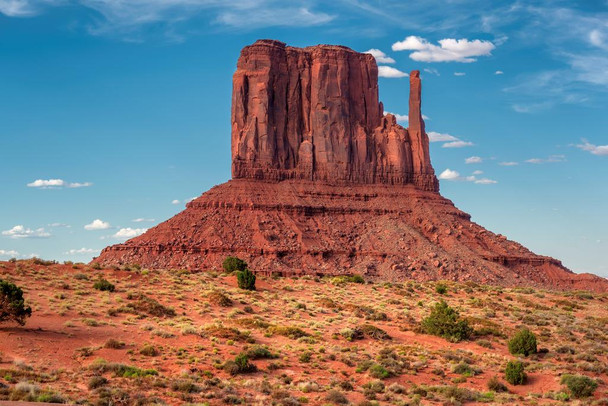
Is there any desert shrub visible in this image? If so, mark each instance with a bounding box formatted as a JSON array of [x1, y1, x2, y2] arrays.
[[140, 344, 159, 356], [246, 345, 277, 360], [359, 324, 390, 340], [91, 262, 102, 270], [340, 327, 364, 341], [90, 359, 158, 378], [268, 325, 308, 339], [88, 376, 108, 389], [32, 257, 57, 266], [508, 328, 537, 356], [330, 274, 365, 285], [0, 279, 32, 326], [222, 256, 247, 273], [204, 324, 251, 341], [325, 389, 349, 404], [369, 364, 391, 379], [104, 338, 125, 349], [171, 379, 200, 393], [420, 300, 472, 342], [93, 278, 115, 292], [560, 374, 598, 398], [487, 376, 508, 392], [119, 294, 176, 317], [505, 360, 526, 385], [237, 268, 256, 291], [224, 353, 257, 375], [435, 283, 448, 295], [208, 290, 233, 307]]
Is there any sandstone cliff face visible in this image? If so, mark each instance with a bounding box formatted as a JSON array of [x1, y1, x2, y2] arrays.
[[231, 40, 438, 191]]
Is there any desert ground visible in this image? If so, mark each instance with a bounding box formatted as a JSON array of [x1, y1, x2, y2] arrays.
[[0, 258, 607, 405]]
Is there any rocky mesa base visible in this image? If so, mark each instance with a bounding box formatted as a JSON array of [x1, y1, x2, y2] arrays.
[[94, 179, 607, 292]]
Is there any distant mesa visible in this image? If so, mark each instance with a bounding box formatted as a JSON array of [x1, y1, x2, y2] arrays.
[[94, 39, 608, 292]]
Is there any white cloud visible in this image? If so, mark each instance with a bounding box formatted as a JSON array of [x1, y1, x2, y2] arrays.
[[525, 155, 566, 164], [113, 227, 147, 239], [454, 72, 466, 76], [424, 67, 440, 76], [65, 247, 99, 255], [171, 199, 180, 205], [576, 139, 608, 156], [132, 218, 155, 223], [428, 131, 458, 142], [465, 156, 483, 164], [216, 6, 334, 29], [0, 249, 20, 257], [378, 66, 407, 78], [442, 140, 474, 148], [186, 196, 197, 203], [472, 170, 483, 175], [364, 49, 395, 64], [2, 225, 50, 239], [392, 36, 495, 63], [438, 169, 460, 180], [27, 178, 92, 188], [499, 161, 519, 166], [438, 169, 497, 184], [495, 70, 504, 75], [84, 219, 111, 230]]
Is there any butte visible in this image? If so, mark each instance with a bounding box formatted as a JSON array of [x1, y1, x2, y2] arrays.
[[94, 39, 607, 292]]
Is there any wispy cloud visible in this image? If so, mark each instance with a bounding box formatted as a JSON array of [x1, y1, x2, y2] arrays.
[[65, 247, 99, 255], [392, 36, 495, 63], [443, 140, 474, 148], [2, 225, 51, 239], [525, 155, 566, 164], [0, 249, 20, 257], [576, 139, 608, 156], [0, 1, 334, 40], [499, 161, 518, 166], [27, 178, 92, 188], [132, 218, 155, 223], [465, 156, 482, 164]]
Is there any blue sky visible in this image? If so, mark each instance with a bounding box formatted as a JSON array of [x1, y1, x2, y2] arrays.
[[1, 0, 606, 276]]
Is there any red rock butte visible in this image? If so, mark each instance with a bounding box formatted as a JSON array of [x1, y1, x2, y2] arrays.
[[95, 39, 608, 292]]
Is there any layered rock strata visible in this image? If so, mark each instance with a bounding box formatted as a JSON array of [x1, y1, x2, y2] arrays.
[[231, 40, 438, 191]]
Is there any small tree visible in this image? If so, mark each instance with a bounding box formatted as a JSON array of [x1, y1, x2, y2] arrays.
[[222, 256, 247, 273], [420, 300, 472, 342], [508, 328, 537, 356], [505, 360, 526, 385], [237, 268, 256, 291], [0, 279, 32, 326]]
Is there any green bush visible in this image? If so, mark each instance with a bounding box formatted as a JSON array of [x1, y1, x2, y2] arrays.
[[222, 256, 247, 273], [505, 360, 526, 385], [224, 353, 257, 375], [93, 278, 115, 292], [420, 300, 472, 342], [0, 279, 32, 326], [508, 328, 537, 356], [435, 283, 448, 295], [237, 268, 256, 291], [560, 374, 598, 398]]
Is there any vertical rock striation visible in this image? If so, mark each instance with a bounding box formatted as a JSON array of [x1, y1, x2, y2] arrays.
[[231, 39, 438, 191]]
